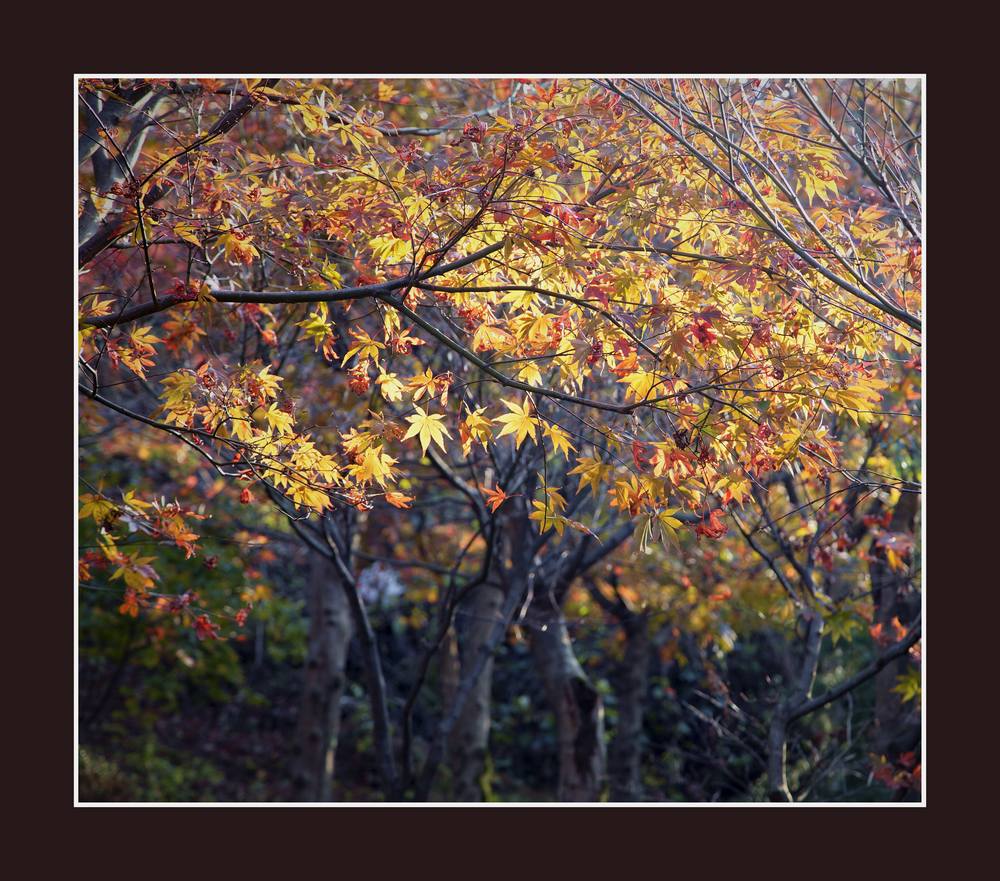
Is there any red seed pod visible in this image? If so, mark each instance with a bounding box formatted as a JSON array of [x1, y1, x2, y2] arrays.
[[462, 119, 487, 143]]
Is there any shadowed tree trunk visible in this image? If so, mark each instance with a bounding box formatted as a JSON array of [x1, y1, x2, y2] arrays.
[[585, 576, 650, 802], [608, 613, 650, 801], [294, 553, 352, 801], [447, 583, 504, 801], [529, 593, 606, 802], [870, 491, 920, 759], [766, 612, 824, 802]]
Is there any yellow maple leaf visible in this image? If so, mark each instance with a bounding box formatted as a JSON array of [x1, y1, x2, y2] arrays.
[[567, 456, 610, 496], [472, 324, 517, 353], [376, 373, 406, 403], [542, 421, 576, 459], [460, 406, 493, 455], [407, 369, 438, 402], [621, 368, 658, 403], [403, 406, 451, 455], [350, 445, 397, 488], [494, 399, 539, 448], [342, 328, 385, 367], [265, 404, 295, 435]]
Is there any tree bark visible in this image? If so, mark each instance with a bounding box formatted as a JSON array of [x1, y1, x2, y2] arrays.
[[768, 612, 824, 801], [446, 583, 504, 801], [415, 571, 533, 801], [293, 553, 352, 801], [79, 87, 168, 245], [608, 614, 650, 801], [529, 596, 606, 802], [767, 709, 793, 802]]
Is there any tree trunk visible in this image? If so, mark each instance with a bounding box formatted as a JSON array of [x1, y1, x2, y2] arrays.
[[415, 568, 534, 801], [767, 708, 792, 802], [871, 492, 920, 758], [529, 597, 606, 801], [768, 612, 824, 802], [79, 88, 168, 245], [608, 614, 650, 801], [447, 583, 504, 801], [294, 553, 352, 801]]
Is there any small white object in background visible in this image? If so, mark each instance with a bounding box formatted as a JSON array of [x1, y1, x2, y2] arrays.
[[357, 562, 405, 607]]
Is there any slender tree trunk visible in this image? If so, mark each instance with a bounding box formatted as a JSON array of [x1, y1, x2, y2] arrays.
[[529, 596, 606, 802], [767, 612, 824, 801], [871, 492, 920, 758], [767, 708, 792, 802], [446, 583, 504, 801], [608, 614, 650, 801], [294, 553, 352, 801]]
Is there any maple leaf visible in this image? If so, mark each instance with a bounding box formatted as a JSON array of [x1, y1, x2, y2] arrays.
[[826, 610, 864, 645], [542, 421, 576, 459], [472, 324, 517, 353], [342, 328, 385, 367], [297, 303, 336, 358], [129, 326, 162, 352], [376, 372, 406, 403], [194, 614, 221, 640], [460, 406, 493, 455], [568, 457, 611, 496], [265, 404, 295, 435], [80, 494, 118, 524], [635, 507, 684, 553], [403, 406, 452, 455], [494, 399, 539, 448], [657, 508, 683, 547], [407, 369, 438, 402], [695, 509, 728, 540], [482, 485, 510, 513], [515, 359, 544, 387], [220, 231, 259, 265], [529, 487, 568, 535], [621, 368, 658, 403], [562, 518, 598, 539], [690, 320, 717, 347], [389, 326, 426, 355], [610, 475, 651, 516], [121, 490, 152, 512], [632, 440, 651, 469], [892, 668, 921, 704], [385, 491, 415, 509], [350, 445, 398, 488], [118, 588, 142, 617], [109, 552, 158, 591]]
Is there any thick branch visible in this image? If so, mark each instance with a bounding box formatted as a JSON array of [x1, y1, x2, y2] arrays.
[[82, 240, 506, 329]]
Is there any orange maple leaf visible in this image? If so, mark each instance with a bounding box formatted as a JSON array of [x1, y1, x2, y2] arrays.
[[385, 492, 415, 509], [482, 485, 511, 513]]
